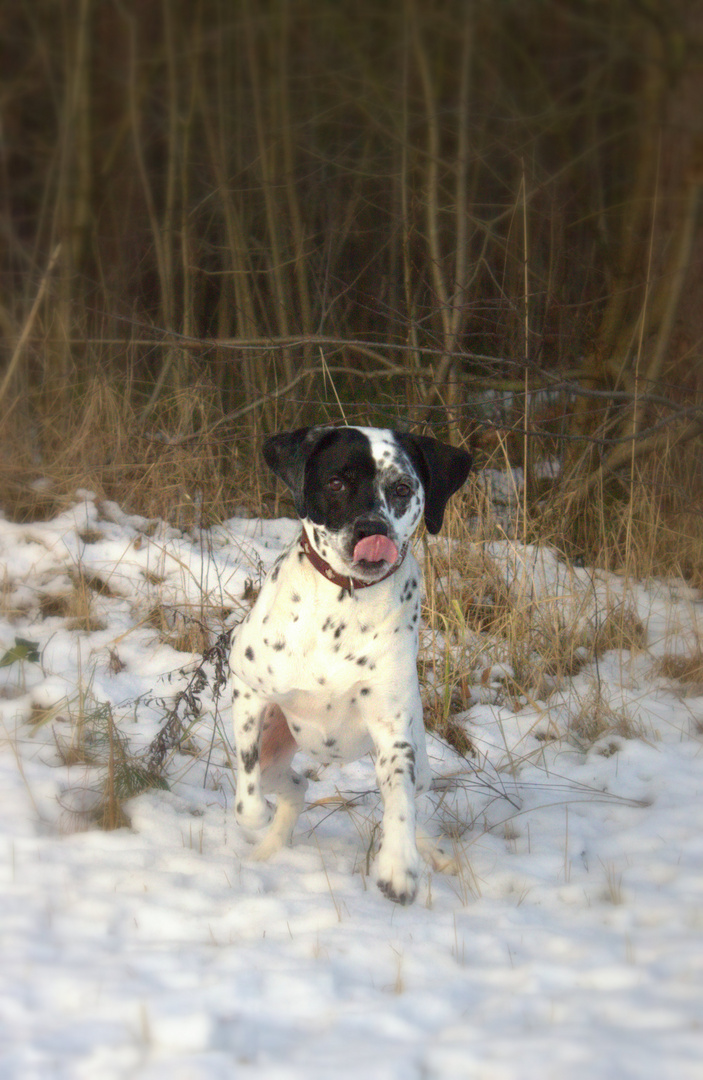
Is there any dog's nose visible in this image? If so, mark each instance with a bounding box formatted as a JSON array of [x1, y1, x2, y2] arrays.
[[353, 517, 390, 543], [352, 516, 398, 565]]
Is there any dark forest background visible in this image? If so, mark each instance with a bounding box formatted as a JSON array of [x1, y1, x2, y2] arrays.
[[1, 0, 702, 570]]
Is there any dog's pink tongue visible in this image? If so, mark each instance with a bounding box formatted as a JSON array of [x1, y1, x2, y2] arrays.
[[353, 534, 398, 565]]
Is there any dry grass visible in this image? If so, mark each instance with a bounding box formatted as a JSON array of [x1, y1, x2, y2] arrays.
[[0, 376, 264, 527], [37, 694, 172, 832], [419, 490, 654, 752], [656, 651, 703, 683], [539, 445, 703, 592], [144, 605, 213, 654], [565, 685, 648, 750]]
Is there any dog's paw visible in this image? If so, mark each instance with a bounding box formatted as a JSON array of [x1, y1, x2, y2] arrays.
[[250, 829, 286, 862], [417, 833, 461, 875], [235, 796, 273, 833], [375, 846, 421, 905]]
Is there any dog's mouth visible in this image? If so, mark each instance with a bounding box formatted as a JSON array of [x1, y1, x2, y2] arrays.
[[352, 533, 399, 568]]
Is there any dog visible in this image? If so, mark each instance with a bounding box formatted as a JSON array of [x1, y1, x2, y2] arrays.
[[230, 425, 472, 904]]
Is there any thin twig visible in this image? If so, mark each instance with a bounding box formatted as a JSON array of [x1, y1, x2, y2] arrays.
[[0, 243, 62, 409]]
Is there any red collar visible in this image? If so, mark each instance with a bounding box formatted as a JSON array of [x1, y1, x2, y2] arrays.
[[300, 527, 406, 594]]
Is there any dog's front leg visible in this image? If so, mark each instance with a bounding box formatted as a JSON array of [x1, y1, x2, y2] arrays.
[[372, 720, 423, 905], [231, 673, 272, 832]]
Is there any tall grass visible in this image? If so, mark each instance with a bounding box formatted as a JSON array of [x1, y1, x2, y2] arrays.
[[0, 1, 701, 551], [1, 5, 700, 398]]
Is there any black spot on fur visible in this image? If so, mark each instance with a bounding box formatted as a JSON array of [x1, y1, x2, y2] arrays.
[[241, 746, 259, 773], [236, 800, 243, 814], [271, 564, 280, 582], [360, 687, 371, 696], [244, 645, 254, 661]]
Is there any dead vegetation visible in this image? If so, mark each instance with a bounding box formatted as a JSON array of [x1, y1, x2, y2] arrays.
[[418, 485, 672, 756], [0, 0, 702, 826], [0, 377, 256, 526], [144, 605, 213, 655], [0, 1, 701, 508], [656, 651, 703, 683], [565, 685, 647, 750]]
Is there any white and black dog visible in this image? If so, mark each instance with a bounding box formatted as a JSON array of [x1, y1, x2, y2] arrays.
[[230, 426, 472, 904]]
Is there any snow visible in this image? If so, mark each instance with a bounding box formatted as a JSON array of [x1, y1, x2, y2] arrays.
[[1, 493, 703, 1078]]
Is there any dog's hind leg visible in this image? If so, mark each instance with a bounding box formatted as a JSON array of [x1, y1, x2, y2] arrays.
[[251, 769, 307, 861], [416, 829, 461, 875], [251, 705, 307, 861]]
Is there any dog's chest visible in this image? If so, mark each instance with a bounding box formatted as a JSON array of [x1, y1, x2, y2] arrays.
[[232, 554, 419, 686], [230, 543, 422, 758]]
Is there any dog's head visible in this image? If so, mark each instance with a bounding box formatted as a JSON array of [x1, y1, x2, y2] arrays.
[[263, 426, 472, 583]]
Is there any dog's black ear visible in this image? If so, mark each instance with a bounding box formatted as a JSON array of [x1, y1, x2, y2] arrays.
[[397, 433, 472, 534], [263, 427, 330, 517]]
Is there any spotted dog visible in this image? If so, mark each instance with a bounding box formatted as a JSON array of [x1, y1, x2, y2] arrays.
[[230, 426, 472, 904]]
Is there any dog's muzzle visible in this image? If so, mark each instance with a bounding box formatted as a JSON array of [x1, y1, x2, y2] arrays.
[[351, 518, 399, 566]]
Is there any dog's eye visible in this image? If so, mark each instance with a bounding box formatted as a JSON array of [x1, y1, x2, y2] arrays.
[[327, 476, 345, 492], [394, 481, 412, 499]]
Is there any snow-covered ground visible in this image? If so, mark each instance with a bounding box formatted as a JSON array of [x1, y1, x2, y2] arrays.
[[1, 494, 703, 1079]]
